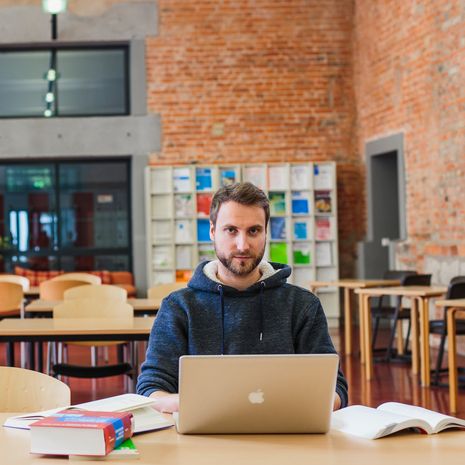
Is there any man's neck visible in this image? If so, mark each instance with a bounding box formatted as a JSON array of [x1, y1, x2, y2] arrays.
[[216, 262, 262, 291]]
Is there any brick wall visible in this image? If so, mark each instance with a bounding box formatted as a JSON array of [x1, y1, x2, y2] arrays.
[[354, 0, 465, 278], [146, 0, 364, 277]]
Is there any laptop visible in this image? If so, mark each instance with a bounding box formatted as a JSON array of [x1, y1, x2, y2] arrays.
[[175, 353, 339, 434]]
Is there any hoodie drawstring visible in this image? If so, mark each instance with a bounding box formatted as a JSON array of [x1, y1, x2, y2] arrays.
[[218, 285, 225, 355], [259, 281, 266, 342]]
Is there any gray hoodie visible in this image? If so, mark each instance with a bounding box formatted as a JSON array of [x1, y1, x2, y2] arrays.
[[136, 260, 348, 407]]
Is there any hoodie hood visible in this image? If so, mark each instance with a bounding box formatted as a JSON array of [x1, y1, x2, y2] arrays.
[[188, 260, 292, 295]]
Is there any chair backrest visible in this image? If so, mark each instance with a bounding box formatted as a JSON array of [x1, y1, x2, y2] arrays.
[[446, 276, 465, 300], [0, 282, 23, 314], [401, 274, 432, 286], [53, 298, 133, 319], [0, 366, 70, 412], [148, 282, 187, 299], [52, 273, 102, 285], [39, 279, 89, 300], [383, 270, 417, 281], [64, 284, 127, 301], [0, 274, 30, 291]]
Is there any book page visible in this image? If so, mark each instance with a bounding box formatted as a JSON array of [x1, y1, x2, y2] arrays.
[[3, 406, 66, 430], [378, 402, 465, 432], [76, 394, 155, 413], [331, 405, 432, 439]]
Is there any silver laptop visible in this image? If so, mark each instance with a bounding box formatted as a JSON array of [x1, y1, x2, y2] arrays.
[[176, 353, 338, 434]]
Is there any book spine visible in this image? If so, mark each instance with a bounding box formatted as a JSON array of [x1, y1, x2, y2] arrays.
[[103, 414, 133, 455]]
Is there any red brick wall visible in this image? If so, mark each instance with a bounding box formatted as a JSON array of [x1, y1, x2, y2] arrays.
[[146, 0, 364, 276], [354, 0, 465, 271]]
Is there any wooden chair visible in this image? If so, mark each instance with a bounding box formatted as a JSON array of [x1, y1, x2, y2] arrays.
[[148, 282, 186, 299], [0, 282, 24, 365], [64, 284, 127, 301], [52, 273, 102, 285], [39, 279, 89, 300], [429, 276, 465, 385], [0, 366, 70, 412], [52, 298, 134, 381], [0, 274, 30, 291]]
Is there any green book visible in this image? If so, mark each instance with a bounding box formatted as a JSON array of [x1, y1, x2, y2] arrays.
[[293, 247, 311, 265], [270, 242, 288, 264]]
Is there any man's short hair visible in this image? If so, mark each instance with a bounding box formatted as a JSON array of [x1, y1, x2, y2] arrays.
[[210, 182, 270, 227]]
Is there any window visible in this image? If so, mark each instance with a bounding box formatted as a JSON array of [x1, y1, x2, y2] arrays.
[[0, 159, 131, 272], [0, 46, 129, 118]]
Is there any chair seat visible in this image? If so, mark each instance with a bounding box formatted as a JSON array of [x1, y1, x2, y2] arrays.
[[53, 362, 133, 378], [429, 319, 465, 335]]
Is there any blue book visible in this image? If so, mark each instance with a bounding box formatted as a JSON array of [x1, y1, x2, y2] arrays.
[[197, 219, 211, 242], [196, 168, 213, 191], [270, 217, 286, 240], [294, 222, 308, 240], [292, 191, 309, 214]]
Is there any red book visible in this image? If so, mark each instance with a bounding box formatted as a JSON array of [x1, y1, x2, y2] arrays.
[[30, 410, 133, 457], [196, 193, 212, 217]]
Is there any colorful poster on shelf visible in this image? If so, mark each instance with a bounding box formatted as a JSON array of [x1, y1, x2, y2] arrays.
[[270, 242, 288, 264], [291, 165, 311, 190], [173, 167, 191, 192], [220, 168, 237, 186], [269, 192, 286, 216], [270, 217, 286, 240], [243, 165, 267, 190], [313, 164, 333, 190], [293, 244, 311, 265], [268, 165, 288, 190], [291, 191, 310, 214], [175, 194, 194, 217], [196, 168, 213, 191], [197, 219, 211, 242], [315, 217, 332, 240], [175, 220, 193, 243], [314, 190, 332, 214], [293, 221, 308, 240], [198, 244, 216, 262], [315, 242, 332, 266], [196, 193, 212, 217]]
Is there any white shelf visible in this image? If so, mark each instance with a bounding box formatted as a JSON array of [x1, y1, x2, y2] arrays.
[[145, 162, 340, 323]]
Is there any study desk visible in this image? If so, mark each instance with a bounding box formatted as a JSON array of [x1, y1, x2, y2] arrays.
[[356, 286, 447, 386], [435, 298, 465, 413], [309, 279, 400, 355], [24, 298, 162, 316], [0, 317, 155, 378], [1, 413, 465, 465]]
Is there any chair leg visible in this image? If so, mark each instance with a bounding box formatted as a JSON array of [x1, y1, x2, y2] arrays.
[[403, 319, 412, 354], [385, 311, 401, 361], [434, 332, 447, 385], [372, 316, 381, 350]]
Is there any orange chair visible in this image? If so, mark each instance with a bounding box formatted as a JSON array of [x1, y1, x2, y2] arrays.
[[39, 279, 88, 300]]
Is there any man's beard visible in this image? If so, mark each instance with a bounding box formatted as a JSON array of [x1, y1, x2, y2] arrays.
[[214, 243, 266, 276]]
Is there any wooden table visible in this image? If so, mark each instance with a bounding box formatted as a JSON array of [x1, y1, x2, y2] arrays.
[[0, 317, 155, 383], [356, 286, 447, 386], [309, 279, 400, 355], [25, 298, 162, 316], [435, 298, 465, 413], [1, 412, 465, 465]]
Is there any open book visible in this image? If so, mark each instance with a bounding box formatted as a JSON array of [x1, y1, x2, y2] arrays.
[[3, 393, 173, 434], [331, 402, 465, 439]]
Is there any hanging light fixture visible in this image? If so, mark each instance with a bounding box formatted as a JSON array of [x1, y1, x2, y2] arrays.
[[42, 0, 68, 15]]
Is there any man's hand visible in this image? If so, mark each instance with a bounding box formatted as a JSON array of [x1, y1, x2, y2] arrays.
[[333, 393, 342, 411], [149, 391, 180, 413]]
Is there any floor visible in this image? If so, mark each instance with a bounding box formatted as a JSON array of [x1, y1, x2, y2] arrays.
[[1, 327, 463, 416]]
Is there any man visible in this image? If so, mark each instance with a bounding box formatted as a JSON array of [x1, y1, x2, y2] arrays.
[[137, 182, 348, 412]]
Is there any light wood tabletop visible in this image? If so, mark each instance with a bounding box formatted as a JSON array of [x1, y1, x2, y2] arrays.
[[25, 298, 162, 315], [1, 412, 465, 465], [309, 279, 401, 355], [356, 286, 447, 386], [435, 299, 465, 413], [0, 317, 155, 340]]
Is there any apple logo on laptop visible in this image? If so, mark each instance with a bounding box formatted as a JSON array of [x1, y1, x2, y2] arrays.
[[248, 389, 264, 404]]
